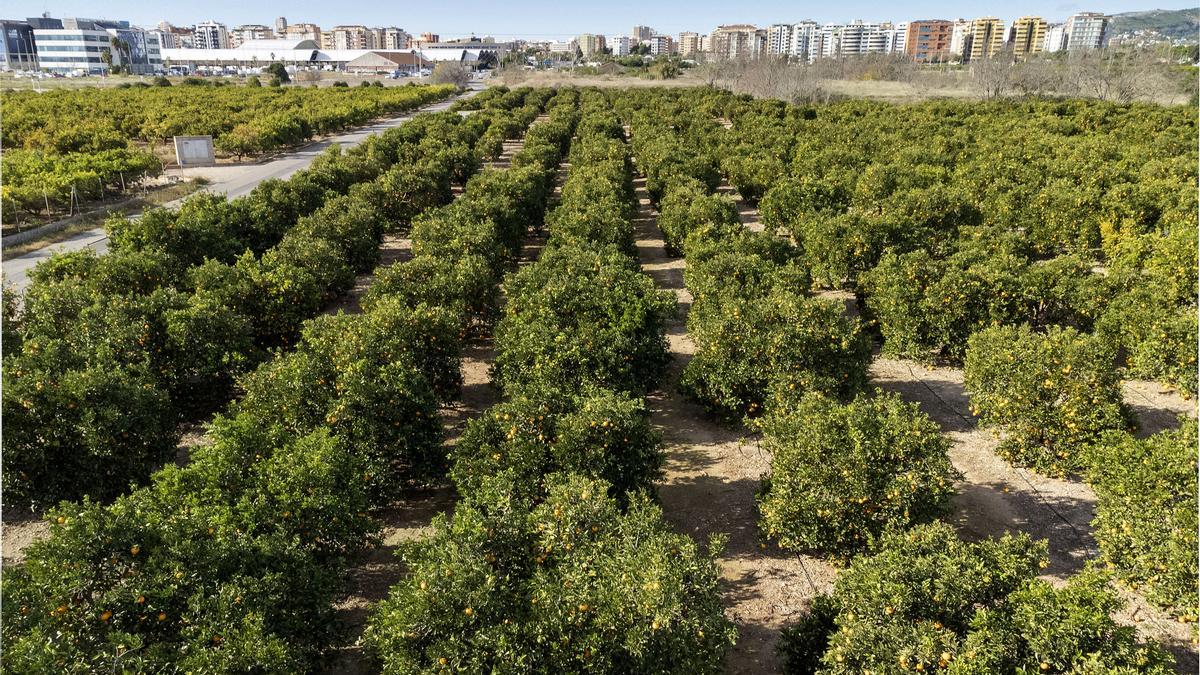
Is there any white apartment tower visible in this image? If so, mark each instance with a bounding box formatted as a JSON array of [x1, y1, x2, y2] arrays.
[[608, 34, 632, 56], [193, 20, 228, 49], [767, 24, 792, 55], [1065, 12, 1109, 51], [1043, 23, 1068, 52]]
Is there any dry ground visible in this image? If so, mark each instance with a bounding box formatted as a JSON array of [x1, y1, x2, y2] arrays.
[[630, 166, 1197, 673], [322, 126, 559, 674]]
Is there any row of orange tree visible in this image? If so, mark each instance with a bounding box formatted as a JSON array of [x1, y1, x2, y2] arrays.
[[363, 88, 738, 673], [2, 83, 457, 224], [619, 87, 1183, 672], [733, 90, 1198, 625], [1, 85, 520, 509], [0, 86, 557, 671]]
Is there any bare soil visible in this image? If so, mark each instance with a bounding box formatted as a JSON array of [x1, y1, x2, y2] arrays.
[[632, 175, 836, 674], [322, 120, 555, 674], [634, 171, 1198, 672]]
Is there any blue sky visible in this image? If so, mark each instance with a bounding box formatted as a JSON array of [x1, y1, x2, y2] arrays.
[[8, 0, 1197, 39]]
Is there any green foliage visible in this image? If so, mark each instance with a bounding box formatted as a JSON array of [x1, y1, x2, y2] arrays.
[[266, 63, 290, 84], [3, 84, 454, 223], [861, 250, 1102, 364], [758, 391, 957, 557], [964, 325, 1128, 476], [450, 386, 663, 501], [363, 473, 736, 674], [1084, 421, 1199, 619], [779, 523, 1173, 674], [656, 179, 739, 255], [492, 244, 675, 397], [2, 358, 176, 507], [681, 288, 869, 420]]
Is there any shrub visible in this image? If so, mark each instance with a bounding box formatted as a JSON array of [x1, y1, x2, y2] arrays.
[[1095, 287, 1198, 396], [779, 523, 1173, 674], [758, 391, 957, 557], [449, 386, 663, 501], [363, 473, 736, 673], [1084, 421, 1198, 619], [758, 177, 848, 236], [362, 253, 498, 328], [656, 179, 739, 255], [681, 289, 869, 421], [1, 358, 176, 507], [964, 324, 1128, 477], [861, 250, 1101, 364], [492, 244, 675, 397], [1, 424, 371, 672]]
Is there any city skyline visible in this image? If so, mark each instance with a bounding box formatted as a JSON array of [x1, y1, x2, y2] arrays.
[[6, 0, 1196, 39]]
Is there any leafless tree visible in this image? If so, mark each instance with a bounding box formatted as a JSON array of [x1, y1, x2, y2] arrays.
[[969, 51, 1015, 100], [1065, 49, 1176, 103], [1010, 56, 1064, 98], [430, 62, 471, 88]]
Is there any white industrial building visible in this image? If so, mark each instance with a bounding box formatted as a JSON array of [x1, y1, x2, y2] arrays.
[[33, 18, 162, 74], [160, 37, 507, 71]]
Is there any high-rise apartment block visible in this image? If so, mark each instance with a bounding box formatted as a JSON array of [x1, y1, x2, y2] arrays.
[[905, 20, 953, 62], [677, 31, 700, 58], [1010, 16, 1046, 59], [963, 17, 1004, 62], [577, 33, 605, 58], [609, 34, 632, 56], [1065, 12, 1108, 51], [193, 20, 228, 49], [229, 24, 273, 48], [709, 24, 764, 59]]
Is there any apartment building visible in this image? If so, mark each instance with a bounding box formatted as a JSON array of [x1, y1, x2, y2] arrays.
[[646, 34, 672, 56], [378, 27, 411, 50], [193, 20, 228, 49], [1065, 12, 1108, 51], [962, 17, 1004, 62], [676, 31, 699, 58], [816, 21, 890, 59], [229, 24, 273, 48], [632, 25, 654, 41], [274, 17, 287, 33], [1043, 23, 1068, 52], [790, 22, 820, 61], [905, 19, 953, 62], [577, 33, 605, 58], [767, 23, 791, 55], [948, 19, 970, 58], [323, 25, 373, 50], [889, 22, 909, 53], [609, 34, 632, 56], [1010, 16, 1046, 59], [285, 23, 321, 42], [709, 24, 763, 60]]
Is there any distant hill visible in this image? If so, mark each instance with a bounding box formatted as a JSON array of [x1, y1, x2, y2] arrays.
[[1109, 8, 1199, 41]]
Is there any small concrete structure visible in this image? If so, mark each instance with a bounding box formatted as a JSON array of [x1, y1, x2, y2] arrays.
[[174, 135, 216, 168]]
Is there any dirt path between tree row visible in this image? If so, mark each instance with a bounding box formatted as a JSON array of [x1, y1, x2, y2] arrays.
[[631, 175, 836, 675], [324, 124, 565, 674], [635, 171, 1197, 673]]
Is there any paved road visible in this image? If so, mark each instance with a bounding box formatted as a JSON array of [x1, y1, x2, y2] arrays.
[[2, 85, 481, 292]]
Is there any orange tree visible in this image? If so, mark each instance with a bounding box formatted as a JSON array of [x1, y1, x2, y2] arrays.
[[758, 391, 957, 558], [963, 324, 1129, 476], [778, 523, 1174, 674], [363, 473, 736, 673], [449, 385, 663, 502], [1084, 420, 1199, 620]]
